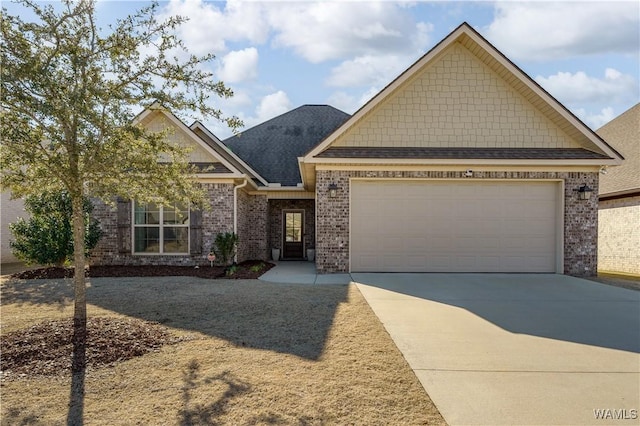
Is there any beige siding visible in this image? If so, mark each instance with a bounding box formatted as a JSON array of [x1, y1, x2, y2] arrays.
[[144, 112, 220, 163], [334, 44, 579, 150], [1, 191, 28, 263], [350, 180, 559, 273], [598, 196, 640, 275]]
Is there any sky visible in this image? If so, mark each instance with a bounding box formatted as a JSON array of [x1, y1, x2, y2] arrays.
[[6, 0, 640, 139]]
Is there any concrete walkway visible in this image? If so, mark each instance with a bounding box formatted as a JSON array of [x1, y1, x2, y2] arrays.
[[353, 273, 640, 426], [259, 261, 351, 284]]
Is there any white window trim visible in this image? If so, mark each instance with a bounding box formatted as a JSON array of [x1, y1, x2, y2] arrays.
[[132, 201, 190, 255]]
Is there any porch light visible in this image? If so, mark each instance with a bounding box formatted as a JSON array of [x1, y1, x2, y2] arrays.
[[576, 184, 594, 200], [328, 183, 339, 198]]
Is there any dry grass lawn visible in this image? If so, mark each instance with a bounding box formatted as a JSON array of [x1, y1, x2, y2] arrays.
[[1, 275, 445, 425]]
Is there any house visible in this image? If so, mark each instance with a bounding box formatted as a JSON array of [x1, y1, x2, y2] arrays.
[[91, 22, 623, 277], [596, 103, 639, 275], [1, 192, 28, 264]]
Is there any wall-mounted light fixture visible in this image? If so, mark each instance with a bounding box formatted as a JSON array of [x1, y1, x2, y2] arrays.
[[576, 184, 594, 200], [328, 183, 339, 198]]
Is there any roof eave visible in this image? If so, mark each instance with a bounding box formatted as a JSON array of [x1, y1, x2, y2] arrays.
[[189, 121, 270, 187], [302, 23, 625, 163], [302, 157, 621, 166]]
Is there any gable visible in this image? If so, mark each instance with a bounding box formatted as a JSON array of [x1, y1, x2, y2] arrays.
[[141, 111, 221, 164], [134, 108, 243, 176], [333, 43, 580, 150], [597, 103, 640, 195], [305, 23, 622, 165]]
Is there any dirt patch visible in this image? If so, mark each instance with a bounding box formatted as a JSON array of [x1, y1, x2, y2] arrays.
[[10, 260, 274, 280], [0, 276, 446, 425], [1, 317, 188, 378]]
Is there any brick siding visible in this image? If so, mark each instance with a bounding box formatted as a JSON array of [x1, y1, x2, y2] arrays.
[[598, 196, 640, 275], [90, 183, 235, 266], [237, 191, 269, 262], [268, 199, 315, 260], [316, 169, 599, 276]]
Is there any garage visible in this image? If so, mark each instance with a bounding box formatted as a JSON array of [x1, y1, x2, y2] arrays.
[[350, 180, 561, 273]]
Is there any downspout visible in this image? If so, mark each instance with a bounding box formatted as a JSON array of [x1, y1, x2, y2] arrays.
[[233, 178, 249, 263]]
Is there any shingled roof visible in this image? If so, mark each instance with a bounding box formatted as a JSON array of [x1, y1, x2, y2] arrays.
[[316, 147, 611, 160], [597, 103, 640, 197], [223, 105, 349, 186]]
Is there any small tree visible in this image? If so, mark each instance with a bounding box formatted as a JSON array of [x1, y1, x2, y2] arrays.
[[211, 232, 239, 267], [0, 0, 241, 376], [10, 191, 103, 267]]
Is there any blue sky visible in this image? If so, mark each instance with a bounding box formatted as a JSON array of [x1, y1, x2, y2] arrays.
[[6, 1, 640, 139]]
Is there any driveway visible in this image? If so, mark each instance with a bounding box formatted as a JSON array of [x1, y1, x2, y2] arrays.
[[353, 273, 640, 425]]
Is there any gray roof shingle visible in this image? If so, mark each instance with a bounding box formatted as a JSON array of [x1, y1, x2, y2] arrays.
[[223, 105, 350, 186], [316, 147, 612, 160]]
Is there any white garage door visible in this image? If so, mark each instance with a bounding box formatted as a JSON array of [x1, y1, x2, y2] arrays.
[[350, 180, 560, 273]]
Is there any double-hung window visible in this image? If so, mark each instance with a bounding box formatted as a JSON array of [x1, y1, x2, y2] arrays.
[[133, 202, 189, 254]]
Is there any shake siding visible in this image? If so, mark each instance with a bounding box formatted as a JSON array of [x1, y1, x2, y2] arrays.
[[333, 44, 578, 150], [143, 112, 221, 164]]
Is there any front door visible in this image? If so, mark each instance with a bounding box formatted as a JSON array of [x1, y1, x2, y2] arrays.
[[282, 210, 304, 259]]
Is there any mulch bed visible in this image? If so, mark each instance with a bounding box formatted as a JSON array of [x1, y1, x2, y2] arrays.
[[1, 317, 189, 378], [11, 260, 274, 280], [3, 261, 274, 379]]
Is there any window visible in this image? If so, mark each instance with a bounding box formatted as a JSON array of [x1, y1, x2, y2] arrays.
[[133, 202, 189, 254], [285, 212, 302, 242]]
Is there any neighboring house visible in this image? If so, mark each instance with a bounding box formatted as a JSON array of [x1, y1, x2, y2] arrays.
[[91, 23, 623, 277], [0, 192, 28, 263], [596, 104, 639, 275]]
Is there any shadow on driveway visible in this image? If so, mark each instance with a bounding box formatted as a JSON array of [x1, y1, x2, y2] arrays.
[[352, 273, 640, 354]]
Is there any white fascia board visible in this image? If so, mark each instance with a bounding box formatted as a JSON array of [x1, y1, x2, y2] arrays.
[[256, 186, 308, 192], [190, 122, 270, 187], [459, 29, 624, 161], [154, 112, 245, 176], [304, 157, 621, 167], [302, 27, 464, 161], [196, 174, 259, 189], [302, 23, 624, 163]]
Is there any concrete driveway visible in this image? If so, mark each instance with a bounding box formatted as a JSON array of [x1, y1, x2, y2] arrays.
[[353, 273, 640, 426]]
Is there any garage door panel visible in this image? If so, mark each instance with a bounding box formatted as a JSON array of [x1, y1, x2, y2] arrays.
[[351, 180, 559, 273]]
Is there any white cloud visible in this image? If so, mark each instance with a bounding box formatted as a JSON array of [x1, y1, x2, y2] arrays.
[[326, 54, 412, 88], [535, 68, 637, 105], [254, 91, 292, 123], [218, 48, 259, 83], [575, 107, 616, 130], [327, 87, 381, 114], [158, 0, 269, 56], [485, 2, 639, 61], [267, 2, 432, 63], [327, 92, 359, 114]]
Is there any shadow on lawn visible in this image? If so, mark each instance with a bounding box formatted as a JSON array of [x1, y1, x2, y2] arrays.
[[179, 360, 250, 426], [1, 276, 350, 361], [0, 277, 73, 310]]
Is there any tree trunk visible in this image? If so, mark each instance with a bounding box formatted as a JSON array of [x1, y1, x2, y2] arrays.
[[71, 195, 87, 373]]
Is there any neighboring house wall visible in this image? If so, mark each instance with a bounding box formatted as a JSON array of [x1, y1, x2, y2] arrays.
[[315, 170, 599, 276], [268, 199, 316, 257], [236, 191, 268, 263], [90, 183, 235, 265], [1, 191, 28, 263], [596, 104, 639, 275], [598, 196, 640, 275]]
